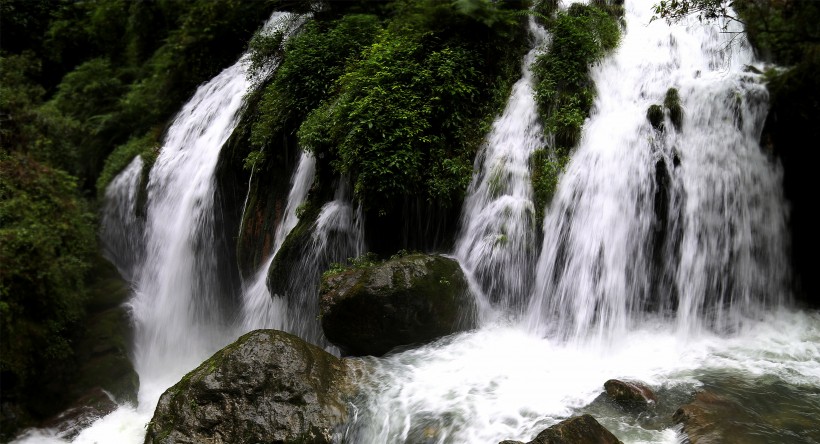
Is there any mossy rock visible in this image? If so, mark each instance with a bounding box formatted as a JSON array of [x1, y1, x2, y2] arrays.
[[144, 330, 361, 444], [647, 104, 665, 130], [664, 88, 683, 130], [319, 254, 476, 356], [604, 379, 657, 410]]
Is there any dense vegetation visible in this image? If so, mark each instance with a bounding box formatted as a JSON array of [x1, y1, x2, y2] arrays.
[[1, 0, 278, 435], [530, 1, 621, 224]]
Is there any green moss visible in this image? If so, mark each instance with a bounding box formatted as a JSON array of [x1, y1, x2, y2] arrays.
[[647, 104, 665, 130], [96, 131, 160, 197], [530, 148, 570, 226], [664, 87, 683, 130]]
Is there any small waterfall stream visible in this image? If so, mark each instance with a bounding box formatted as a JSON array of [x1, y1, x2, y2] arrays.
[[238, 149, 316, 332], [454, 18, 547, 318], [100, 156, 145, 281]]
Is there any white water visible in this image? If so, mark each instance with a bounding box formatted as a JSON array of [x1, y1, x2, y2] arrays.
[[100, 156, 145, 281], [272, 184, 366, 349], [454, 18, 547, 319], [239, 149, 315, 332], [345, 1, 809, 443], [12, 11, 301, 444], [526, 0, 789, 341]]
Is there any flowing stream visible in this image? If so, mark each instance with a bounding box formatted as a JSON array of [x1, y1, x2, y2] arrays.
[[14, 1, 820, 443]]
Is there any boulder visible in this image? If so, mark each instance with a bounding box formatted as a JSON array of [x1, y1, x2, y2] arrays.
[[499, 414, 623, 444], [604, 379, 657, 409], [319, 253, 476, 356], [673, 391, 744, 444], [144, 329, 361, 444]]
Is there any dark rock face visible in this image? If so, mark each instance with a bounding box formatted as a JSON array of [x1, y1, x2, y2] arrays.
[[319, 254, 476, 356], [39, 387, 118, 440], [673, 391, 743, 444], [499, 415, 624, 444], [604, 379, 657, 409], [144, 330, 361, 444]]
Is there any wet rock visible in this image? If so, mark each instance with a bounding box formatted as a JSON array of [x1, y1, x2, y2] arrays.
[[647, 104, 665, 130], [144, 329, 361, 444], [319, 253, 476, 356], [604, 379, 657, 409], [499, 414, 623, 444], [39, 387, 118, 440], [673, 390, 744, 444], [664, 88, 683, 130]]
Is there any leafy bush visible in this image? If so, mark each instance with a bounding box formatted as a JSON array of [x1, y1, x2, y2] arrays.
[[530, 148, 570, 225], [533, 3, 620, 152], [296, 1, 527, 215], [0, 152, 96, 419], [96, 132, 159, 196], [249, 14, 383, 148]]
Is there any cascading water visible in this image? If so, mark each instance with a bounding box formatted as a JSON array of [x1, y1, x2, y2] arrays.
[[526, 0, 790, 341], [100, 156, 145, 281], [238, 149, 316, 332], [271, 183, 366, 349], [343, 1, 814, 443], [11, 11, 302, 444], [454, 18, 547, 318]]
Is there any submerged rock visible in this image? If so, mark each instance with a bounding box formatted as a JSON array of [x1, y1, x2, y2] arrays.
[[319, 253, 476, 356], [499, 414, 624, 444], [604, 379, 657, 409], [144, 330, 361, 444], [673, 391, 744, 444]]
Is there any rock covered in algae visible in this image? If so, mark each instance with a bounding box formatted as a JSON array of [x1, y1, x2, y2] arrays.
[[144, 329, 362, 444], [673, 390, 746, 444], [499, 414, 624, 444], [604, 379, 657, 409], [319, 253, 475, 356]]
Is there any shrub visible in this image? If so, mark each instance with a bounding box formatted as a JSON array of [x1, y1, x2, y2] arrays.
[[533, 3, 620, 151], [0, 152, 95, 419]]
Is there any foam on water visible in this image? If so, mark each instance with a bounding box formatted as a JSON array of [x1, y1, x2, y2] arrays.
[[345, 310, 820, 443]]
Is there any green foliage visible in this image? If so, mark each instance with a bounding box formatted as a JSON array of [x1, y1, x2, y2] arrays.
[[300, 32, 479, 211], [250, 14, 382, 147], [533, 3, 621, 152], [735, 0, 820, 66], [0, 52, 47, 151], [96, 132, 159, 196], [296, 1, 527, 214], [323, 252, 381, 278], [530, 148, 570, 225], [0, 152, 95, 414], [653, 0, 820, 66]]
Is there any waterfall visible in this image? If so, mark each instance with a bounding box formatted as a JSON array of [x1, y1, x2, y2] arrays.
[[343, 2, 800, 443], [271, 182, 366, 350], [100, 156, 145, 281], [454, 18, 548, 318], [526, 0, 790, 341], [238, 149, 316, 332]]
